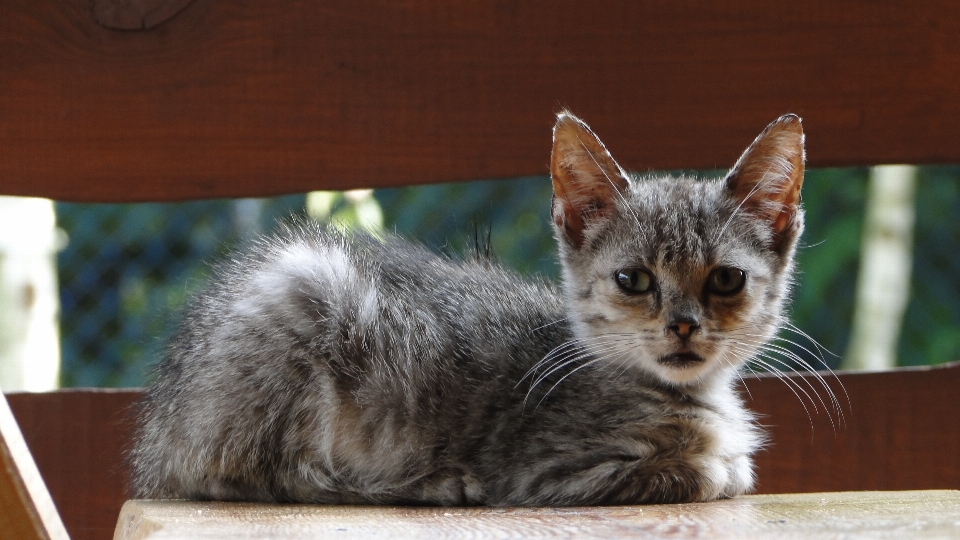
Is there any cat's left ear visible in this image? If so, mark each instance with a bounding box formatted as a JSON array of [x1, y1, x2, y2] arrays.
[[550, 112, 629, 249], [724, 114, 805, 250]]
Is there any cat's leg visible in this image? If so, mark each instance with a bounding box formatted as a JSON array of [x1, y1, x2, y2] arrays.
[[595, 460, 713, 505], [490, 423, 745, 506], [385, 468, 486, 505], [492, 450, 721, 506], [611, 448, 754, 503], [605, 445, 755, 503]]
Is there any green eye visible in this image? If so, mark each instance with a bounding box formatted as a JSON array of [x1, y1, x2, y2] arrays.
[[707, 267, 746, 295], [616, 268, 654, 294]]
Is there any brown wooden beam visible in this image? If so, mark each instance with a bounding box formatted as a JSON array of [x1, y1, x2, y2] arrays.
[[7, 389, 140, 540], [0, 393, 68, 540], [750, 363, 960, 493], [2, 1, 959, 202]]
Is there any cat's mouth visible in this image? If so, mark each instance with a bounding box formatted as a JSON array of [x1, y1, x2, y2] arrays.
[[657, 352, 705, 369]]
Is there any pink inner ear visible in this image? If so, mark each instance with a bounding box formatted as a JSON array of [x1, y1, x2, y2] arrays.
[[550, 112, 627, 247], [772, 207, 793, 236], [552, 197, 585, 245], [725, 115, 805, 239], [772, 175, 803, 234]]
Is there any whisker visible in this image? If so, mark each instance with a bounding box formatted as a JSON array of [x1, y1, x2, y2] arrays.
[[537, 346, 632, 408], [782, 321, 839, 360], [529, 317, 570, 333], [749, 350, 837, 433], [778, 323, 852, 413], [610, 353, 639, 381], [715, 165, 780, 242], [740, 336, 841, 398], [733, 348, 815, 434], [737, 335, 846, 427], [519, 334, 631, 384], [758, 342, 846, 426], [575, 135, 645, 234], [720, 350, 753, 401], [734, 334, 842, 435], [730, 320, 850, 424], [529, 340, 628, 390]]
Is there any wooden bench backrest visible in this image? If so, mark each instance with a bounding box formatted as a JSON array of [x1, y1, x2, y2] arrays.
[[2, 2, 959, 540], [3, 1, 960, 201]]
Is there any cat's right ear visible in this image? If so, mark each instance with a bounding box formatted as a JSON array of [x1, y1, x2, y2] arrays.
[[550, 112, 629, 249], [724, 114, 805, 251]]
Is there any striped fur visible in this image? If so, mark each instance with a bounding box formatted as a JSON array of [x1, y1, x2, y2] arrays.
[[132, 114, 804, 505]]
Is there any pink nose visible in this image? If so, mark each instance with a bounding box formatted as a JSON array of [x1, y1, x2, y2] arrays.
[[674, 322, 694, 335], [668, 316, 700, 340]]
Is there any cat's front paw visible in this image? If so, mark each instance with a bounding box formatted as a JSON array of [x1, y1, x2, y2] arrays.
[[694, 453, 755, 501], [721, 454, 755, 497]]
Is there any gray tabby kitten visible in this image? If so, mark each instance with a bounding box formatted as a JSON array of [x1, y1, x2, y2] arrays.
[[133, 112, 805, 506]]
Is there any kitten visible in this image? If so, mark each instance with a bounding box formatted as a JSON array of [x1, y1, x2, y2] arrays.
[[132, 112, 805, 506]]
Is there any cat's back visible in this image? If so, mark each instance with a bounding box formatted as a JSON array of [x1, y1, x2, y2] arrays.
[[132, 221, 567, 501], [175, 221, 562, 363]]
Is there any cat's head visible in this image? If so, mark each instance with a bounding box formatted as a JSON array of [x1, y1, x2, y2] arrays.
[[550, 112, 804, 386]]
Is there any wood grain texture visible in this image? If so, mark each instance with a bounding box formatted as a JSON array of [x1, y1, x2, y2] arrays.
[[6, 389, 141, 540], [7, 363, 960, 540], [114, 491, 960, 540], [1, 0, 959, 202], [0, 393, 69, 540]]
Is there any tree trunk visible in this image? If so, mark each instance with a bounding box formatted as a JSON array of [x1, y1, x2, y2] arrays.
[[0, 197, 61, 391], [842, 165, 917, 370]]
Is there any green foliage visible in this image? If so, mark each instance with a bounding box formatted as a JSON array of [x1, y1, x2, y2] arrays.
[[375, 177, 559, 277], [787, 168, 870, 368], [56, 196, 304, 386], [898, 165, 960, 366], [307, 190, 384, 231]]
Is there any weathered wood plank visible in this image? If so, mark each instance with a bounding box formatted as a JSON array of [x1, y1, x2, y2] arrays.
[[7, 363, 960, 540], [0, 393, 68, 540], [2, 1, 959, 201], [114, 491, 960, 540]]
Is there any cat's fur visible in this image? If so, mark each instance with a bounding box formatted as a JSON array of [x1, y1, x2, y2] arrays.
[[132, 113, 805, 505]]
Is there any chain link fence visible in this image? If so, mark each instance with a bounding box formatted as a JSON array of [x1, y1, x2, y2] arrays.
[[54, 167, 960, 387]]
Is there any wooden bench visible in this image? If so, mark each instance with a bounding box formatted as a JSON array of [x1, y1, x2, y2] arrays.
[[2, 1, 959, 539]]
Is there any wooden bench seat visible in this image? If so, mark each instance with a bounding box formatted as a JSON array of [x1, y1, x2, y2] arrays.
[[114, 491, 960, 539]]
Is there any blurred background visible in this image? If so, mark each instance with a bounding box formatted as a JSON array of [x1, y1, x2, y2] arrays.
[[2, 165, 959, 388]]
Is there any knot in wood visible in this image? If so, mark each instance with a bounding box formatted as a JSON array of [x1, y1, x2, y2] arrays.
[[92, 0, 196, 31]]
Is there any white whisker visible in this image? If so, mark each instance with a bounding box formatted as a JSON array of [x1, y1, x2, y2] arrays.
[[737, 334, 847, 428], [741, 336, 842, 400], [732, 348, 816, 435], [575, 135, 645, 234]]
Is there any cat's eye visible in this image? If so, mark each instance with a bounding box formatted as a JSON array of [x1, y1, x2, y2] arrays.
[[615, 268, 654, 294], [706, 267, 746, 296]]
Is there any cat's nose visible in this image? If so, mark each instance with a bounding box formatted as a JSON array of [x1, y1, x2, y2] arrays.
[[668, 315, 700, 340]]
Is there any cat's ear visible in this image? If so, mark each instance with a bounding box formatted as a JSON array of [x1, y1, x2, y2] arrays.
[[724, 114, 805, 249], [550, 112, 629, 248]]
